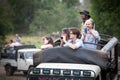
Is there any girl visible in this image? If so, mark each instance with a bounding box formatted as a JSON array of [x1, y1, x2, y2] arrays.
[[41, 36, 54, 50]]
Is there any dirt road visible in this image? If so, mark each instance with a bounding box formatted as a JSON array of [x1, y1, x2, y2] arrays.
[[0, 65, 26, 80]]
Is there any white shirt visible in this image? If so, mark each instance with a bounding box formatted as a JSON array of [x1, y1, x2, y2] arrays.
[[10, 42, 21, 47]]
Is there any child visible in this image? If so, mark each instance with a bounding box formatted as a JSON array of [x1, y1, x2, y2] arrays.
[[41, 36, 54, 50]]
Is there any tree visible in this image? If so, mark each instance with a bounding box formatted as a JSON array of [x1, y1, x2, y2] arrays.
[[0, 1, 14, 44], [0, 0, 34, 45], [8, 0, 34, 33], [29, 0, 81, 34], [62, 0, 80, 8], [91, 0, 120, 40]]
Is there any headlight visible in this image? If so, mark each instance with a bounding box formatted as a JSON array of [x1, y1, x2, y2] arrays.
[[53, 69, 60, 75], [32, 68, 40, 74], [63, 70, 71, 75], [73, 70, 81, 76], [43, 69, 50, 74], [83, 71, 91, 77]]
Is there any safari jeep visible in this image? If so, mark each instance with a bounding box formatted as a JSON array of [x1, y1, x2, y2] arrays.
[[28, 63, 101, 80], [0, 45, 41, 76], [27, 36, 120, 80]]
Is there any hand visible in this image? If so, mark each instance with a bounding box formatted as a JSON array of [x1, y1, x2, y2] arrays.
[[82, 32, 86, 37], [88, 29, 92, 34], [62, 36, 67, 43], [60, 37, 64, 43]]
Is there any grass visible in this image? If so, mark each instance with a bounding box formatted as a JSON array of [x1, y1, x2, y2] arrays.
[[21, 35, 43, 48], [5, 35, 44, 48]]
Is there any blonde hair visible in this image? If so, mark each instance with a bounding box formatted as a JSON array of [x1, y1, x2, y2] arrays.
[[89, 18, 95, 29], [84, 19, 95, 29], [80, 19, 96, 34]]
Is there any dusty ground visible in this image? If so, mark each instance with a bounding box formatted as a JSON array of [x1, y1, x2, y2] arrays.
[[0, 65, 26, 80]]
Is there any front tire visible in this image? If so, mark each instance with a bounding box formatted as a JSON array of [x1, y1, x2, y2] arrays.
[[26, 66, 34, 80], [5, 65, 14, 76]]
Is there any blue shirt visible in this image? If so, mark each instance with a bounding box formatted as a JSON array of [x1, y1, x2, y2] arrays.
[[63, 39, 84, 48], [84, 29, 100, 49], [16, 37, 21, 43]]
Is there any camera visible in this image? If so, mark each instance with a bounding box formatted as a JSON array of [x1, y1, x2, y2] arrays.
[[61, 37, 63, 39]]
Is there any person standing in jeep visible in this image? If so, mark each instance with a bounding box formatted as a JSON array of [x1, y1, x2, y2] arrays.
[[80, 10, 95, 35], [80, 10, 91, 25], [15, 34, 22, 43]]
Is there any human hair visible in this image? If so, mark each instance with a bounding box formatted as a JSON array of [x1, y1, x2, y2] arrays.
[[16, 33, 22, 37], [62, 28, 70, 40], [84, 19, 95, 29], [69, 27, 81, 38], [10, 40, 13, 43], [45, 36, 54, 45], [89, 19, 95, 29]]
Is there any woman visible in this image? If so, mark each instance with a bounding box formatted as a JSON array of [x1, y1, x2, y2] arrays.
[[41, 36, 54, 50], [81, 19, 100, 49], [60, 28, 70, 46], [62, 27, 84, 49], [54, 28, 70, 46]]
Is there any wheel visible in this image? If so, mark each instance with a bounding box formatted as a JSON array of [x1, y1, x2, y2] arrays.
[[26, 67, 34, 80], [5, 65, 14, 76], [27, 67, 34, 75]]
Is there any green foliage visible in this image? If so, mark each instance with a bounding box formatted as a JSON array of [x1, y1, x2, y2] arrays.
[[0, 0, 82, 45], [0, 0, 34, 34], [62, 0, 80, 8], [0, 5, 14, 35], [0, 0, 34, 45], [29, 0, 80, 34], [0, 5, 14, 45], [0, 19, 13, 35], [0, 0, 81, 35], [8, 0, 34, 33], [91, 0, 120, 40]]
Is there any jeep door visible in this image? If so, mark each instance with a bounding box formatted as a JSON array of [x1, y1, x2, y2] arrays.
[[17, 52, 28, 70]]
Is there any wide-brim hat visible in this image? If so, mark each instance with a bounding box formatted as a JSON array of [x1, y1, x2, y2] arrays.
[[80, 10, 90, 18]]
